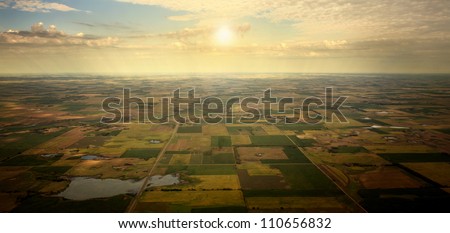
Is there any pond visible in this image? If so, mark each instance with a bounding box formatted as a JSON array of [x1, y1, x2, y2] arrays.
[[80, 155, 105, 160], [147, 174, 181, 187], [56, 177, 144, 200]]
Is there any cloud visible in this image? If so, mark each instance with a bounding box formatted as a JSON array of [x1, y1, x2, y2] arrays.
[[0, 22, 118, 47], [116, 0, 269, 20], [1, 0, 79, 13], [235, 23, 251, 38], [167, 14, 196, 22], [156, 23, 251, 46], [160, 27, 211, 42], [116, 0, 450, 40]]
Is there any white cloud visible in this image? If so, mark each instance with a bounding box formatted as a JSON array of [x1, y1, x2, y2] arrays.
[[167, 14, 196, 22], [159, 23, 251, 43], [116, 0, 450, 40], [0, 22, 118, 47], [1, 0, 79, 13]]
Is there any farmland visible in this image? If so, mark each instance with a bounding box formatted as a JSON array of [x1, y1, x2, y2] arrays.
[[0, 74, 449, 212]]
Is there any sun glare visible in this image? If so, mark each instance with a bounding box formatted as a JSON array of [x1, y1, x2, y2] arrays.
[[215, 26, 233, 45]]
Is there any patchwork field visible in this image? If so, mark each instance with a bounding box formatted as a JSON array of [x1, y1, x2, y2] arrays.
[[1, 75, 449, 213]]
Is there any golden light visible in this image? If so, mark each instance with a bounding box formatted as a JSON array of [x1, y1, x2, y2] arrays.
[[215, 26, 234, 45]]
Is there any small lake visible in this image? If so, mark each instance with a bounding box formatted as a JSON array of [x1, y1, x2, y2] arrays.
[[80, 155, 105, 160], [56, 177, 144, 200], [147, 174, 181, 187]]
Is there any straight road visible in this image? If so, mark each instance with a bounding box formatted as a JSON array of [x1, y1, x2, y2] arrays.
[[125, 123, 179, 212]]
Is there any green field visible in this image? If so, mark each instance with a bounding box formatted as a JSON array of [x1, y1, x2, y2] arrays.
[[271, 164, 340, 191], [287, 136, 317, 147], [203, 153, 235, 164], [121, 148, 161, 160], [275, 123, 325, 132], [330, 146, 369, 153], [249, 135, 293, 146], [1, 154, 63, 166], [369, 128, 389, 134], [211, 136, 232, 147], [177, 125, 202, 133], [0, 128, 70, 161], [226, 126, 266, 135], [354, 118, 390, 126]]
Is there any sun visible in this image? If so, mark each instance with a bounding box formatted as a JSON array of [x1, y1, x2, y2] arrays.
[[215, 26, 234, 45]]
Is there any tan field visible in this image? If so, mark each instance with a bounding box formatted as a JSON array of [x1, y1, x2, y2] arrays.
[[231, 135, 251, 145], [66, 158, 156, 179], [237, 163, 282, 176], [202, 124, 229, 136], [169, 154, 191, 165], [359, 166, 426, 189]]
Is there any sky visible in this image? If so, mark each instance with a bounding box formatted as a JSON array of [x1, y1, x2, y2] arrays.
[[0, 0, 450, 74]]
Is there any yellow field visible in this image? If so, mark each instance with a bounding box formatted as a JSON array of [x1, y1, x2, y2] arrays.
[[231, 135, 251, 145], [38, 181, 70, 193], [23, 127, 86, 155], [202, 124, 229, 136], [237, 163, 282, 176], [261, 125, 283, 135], [402, 162, 450, 186], [83, 124, 173, 156], [182, 175, 241, 190], [150, 166, 168, 176], [246, 197, 345, 210], [140, 190, 245, 207], [169, 154, 191, 165], [50, 157, 81, 166], [188, 136, 211, 152]]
